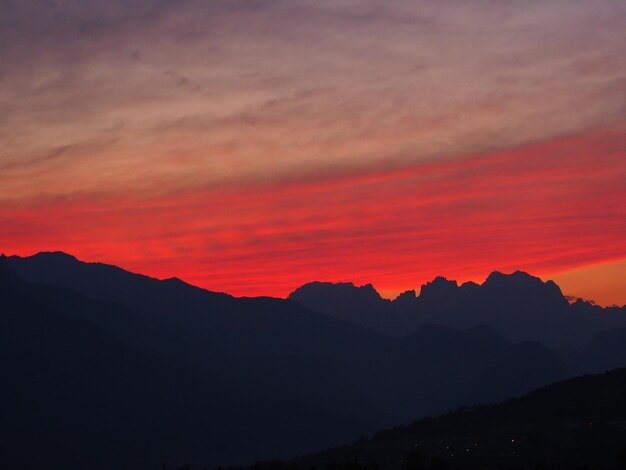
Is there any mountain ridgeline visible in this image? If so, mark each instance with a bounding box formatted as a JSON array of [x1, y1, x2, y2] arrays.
[[2, 252, 626, 469], [289, 274, 626, 349]]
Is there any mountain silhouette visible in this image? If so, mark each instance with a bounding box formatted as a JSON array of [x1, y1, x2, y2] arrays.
[[290, 271, 626, 348], [0, 258, 383, 470], [0, 252, 581, 468]]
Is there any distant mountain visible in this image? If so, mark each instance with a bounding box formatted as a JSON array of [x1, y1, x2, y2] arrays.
[[2, 252, 572, 469], [290, 271, 626, 348], [287, 281, 394, 334], [252, 369, 626, 470]]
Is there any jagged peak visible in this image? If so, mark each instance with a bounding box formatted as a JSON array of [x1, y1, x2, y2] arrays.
[[482, 270, 566, 303], [431, 275, 457, 285], [418, 276, 459, 298], [296, 280, 357, 290], [360, 282, 379, 294], [486, 269, 530, 280], [293, 280, 379, 292], [290, 280, 384, 302], [483, 270, 545, 287], [394, 289, 417, 302], [33, 251, 78, 259], [162, 276, 201, 290], [460, 280, 480, 290]]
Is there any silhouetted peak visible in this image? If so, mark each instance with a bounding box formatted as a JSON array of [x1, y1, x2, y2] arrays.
[[426, 276, 459, 288], [483, 270, 545, 291], [163, 276, 189, 286], [394, 289, 417, 302], [484, 270, 543, 285], [544, 279, 563, 293], [460, 280, 480, 292], [571, 297, 597, 308], [418, 276, 459, 300], [23, 251, 82, 269], [362, 282, 377, 292], [290, 281, 384, 302], [32, 251, 79, 261], [482, 270, 565, 304], [352, 282, 379, 297]]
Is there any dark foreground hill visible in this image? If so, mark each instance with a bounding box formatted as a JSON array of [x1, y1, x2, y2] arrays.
[[229, 369, 626, 470]]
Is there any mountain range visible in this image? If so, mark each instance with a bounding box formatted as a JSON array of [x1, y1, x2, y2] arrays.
[[2, 252, 626, 469], [290, 274, 626, 348]]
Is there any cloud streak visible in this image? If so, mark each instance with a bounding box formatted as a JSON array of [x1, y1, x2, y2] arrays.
[[2, 0, 625, 195]]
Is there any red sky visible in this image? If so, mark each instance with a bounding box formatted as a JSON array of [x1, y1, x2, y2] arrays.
[[1, 0, 625, 305], [3, 125, 625, 305]]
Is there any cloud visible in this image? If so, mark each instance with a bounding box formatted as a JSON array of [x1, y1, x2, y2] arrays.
[[1, 0, 625, 200]]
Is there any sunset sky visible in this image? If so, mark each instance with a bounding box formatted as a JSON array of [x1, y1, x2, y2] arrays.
[[1, 0, 625, 305]]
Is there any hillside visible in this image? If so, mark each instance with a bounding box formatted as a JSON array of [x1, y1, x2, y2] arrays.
[[232, 369, 626, 470]]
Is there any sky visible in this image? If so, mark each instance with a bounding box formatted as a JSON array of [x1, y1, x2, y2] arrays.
[[1, 0, 625, 305]]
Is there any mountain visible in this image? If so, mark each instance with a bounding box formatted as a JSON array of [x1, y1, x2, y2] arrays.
[[7, 252, 386, 360], [0, 257, 380, 470], [285, 281, 396, 334], [2, 252, 571, 469], [245, 369, 626, 470], [289, 272, 626, 348]]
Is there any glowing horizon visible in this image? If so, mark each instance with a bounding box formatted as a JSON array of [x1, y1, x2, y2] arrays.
[[1, 0, 625, 306], [4, 248, 626, 308]]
